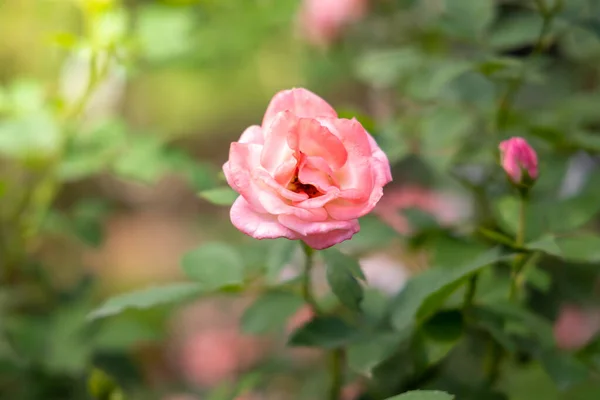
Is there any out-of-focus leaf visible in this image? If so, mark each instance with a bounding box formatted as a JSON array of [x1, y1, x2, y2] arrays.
[[348, 331, 409, 376], [440, 0, 495, 39], [527, 235, 561, 256], [337, 215, 398, 255], [419, 105, 474, 172], [198, 187, 238, 206], [136, 5, 194, 61], [355, 47, 422, 88], [93, 318, 161, 351], [241, 291, 304, 334], [58, 119, 128, 181], [489, 13, 544, 50], [288, 316, 357, 349], [422, 310, 464, 343], [480, 302, 555, 348], [322, 248, 365, 310], [495, 196, 549, 241], [265, 239, 298, 282], [111, 135, 171, 184], [528, 233, 600, 263], [557, 234, 600, 263], [523, 266, 552, 293], [539, 350, 589, 391], [390, 248, 508, 331], [87, 283, 202, 320], [180, 243, 245, 290], [384, 390, 454, 400], [0, 112, 61, 159], [405, 60, 472, 101]]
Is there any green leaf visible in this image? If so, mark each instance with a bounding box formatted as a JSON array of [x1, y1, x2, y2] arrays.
[[112, 135, 170, 184], [384, 390, 454, 400], [288, 316, 357, 349], [347, 331, 409, 375], [198, 187, 238, 206], [526, 235, 561, 256], [441, 0, 495, 38], [322, 248, 365, 310], [422, 310, 464, 343], [266, 239, 298, 282], [180, 243, 245, 290], [523, 266, 552, 293], [241, 291, 304, 335], [539, 350, 589, 390], [489, 13, 544, 50], [528, 233, 600, 263], [87, 283, 202, 320], [480, 302, 555, 348], [337, 215, 398, 255], [495, 196, 548, 241], [355, 47, 422, 89], [405, 60, 472, 101], [390, 248, 508, 332], [557, 234, 600, 263], [136, 5, 194, 61]]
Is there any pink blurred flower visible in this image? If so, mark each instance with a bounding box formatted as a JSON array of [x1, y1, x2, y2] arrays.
[[178, 329, 265, 387], [223, 88, 392, 250], [374, 185, 467, 235], [554, 304, 600, 351], [499, 137, 538, 184], [298, 0, 368, 47], [286, 305, 315, 334]]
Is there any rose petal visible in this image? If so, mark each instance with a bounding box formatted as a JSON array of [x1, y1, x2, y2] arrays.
[[278, 214, 358, 237], [297, 156, 338, 193], [223, 143, 269, 213], [294, 189, 340, 209], [239, 125, 264, 145], [261, 111, 297, 174], [230, 197, 300, 240], [287, 118, 347, 170], [254, 169, 308, 202], [262, 88, 337, 127], [367, 132, 393, 185]]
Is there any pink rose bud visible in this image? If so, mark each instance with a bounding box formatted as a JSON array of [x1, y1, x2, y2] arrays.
[[499, 137, 538, 185], [298, 0, 368, 47], [223, 88, 392, 250]]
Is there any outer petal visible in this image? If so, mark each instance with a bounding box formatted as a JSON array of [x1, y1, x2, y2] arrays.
[[223, 143, 268, 213], [230, 197, 300, 240], [367, 132, 393, 185], [278, 214, 358, 237], [326, 186, 384, 220], [239, 125, 264, 145], [300, 221, 360, 250], [262, 88, 337, 127], [261, 111, 297, 173]]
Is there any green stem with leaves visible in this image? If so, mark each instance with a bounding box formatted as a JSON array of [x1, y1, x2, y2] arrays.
[[301, 242, 343, 400], [510, 193, 528, 301], [496, 0, 563, 131]]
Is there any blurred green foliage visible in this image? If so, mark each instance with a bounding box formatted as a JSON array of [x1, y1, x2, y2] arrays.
[[2, 0, 600, 399]]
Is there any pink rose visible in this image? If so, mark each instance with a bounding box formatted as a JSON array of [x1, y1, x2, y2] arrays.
[[374, 185, 469, 235], [223, 88, 392, 250], [554, 304, 600, 351], [499, 137, 538, 184], [178, 329, 265, 387], [298, 0, 368, 47]]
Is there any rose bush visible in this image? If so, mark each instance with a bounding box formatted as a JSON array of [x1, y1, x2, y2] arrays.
[[223, 88, 391, 249]]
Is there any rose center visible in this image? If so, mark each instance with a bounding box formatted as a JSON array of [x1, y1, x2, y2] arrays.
[[287, 173, 322, 198]]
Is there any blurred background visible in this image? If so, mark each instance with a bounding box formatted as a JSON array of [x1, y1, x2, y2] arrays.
[[2, 0, 600, 399]]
